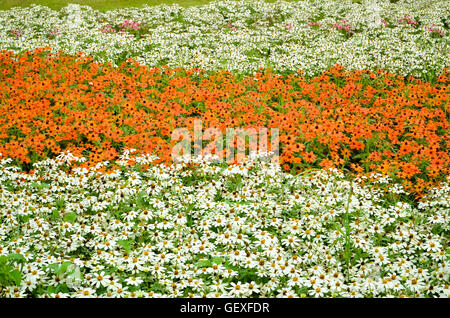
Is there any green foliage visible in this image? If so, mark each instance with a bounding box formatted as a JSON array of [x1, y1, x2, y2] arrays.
[[0, 0, 213, 11], [0, 0, 299, 11], [0, 254, 25, 291], [117, 239, 133, 253], [63, 212, 77, 223]]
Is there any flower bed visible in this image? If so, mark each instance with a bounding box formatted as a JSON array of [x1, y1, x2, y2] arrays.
[[0, 0, 448, 79], [0, 49, 448, 194], [0, 0, 449, 299], [0, 153, 448, 298]]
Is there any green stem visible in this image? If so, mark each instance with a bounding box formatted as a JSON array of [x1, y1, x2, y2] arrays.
[[344, 181, 353, 281]]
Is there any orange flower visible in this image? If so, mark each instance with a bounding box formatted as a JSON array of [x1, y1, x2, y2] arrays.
[[0, 50, 448, 194]]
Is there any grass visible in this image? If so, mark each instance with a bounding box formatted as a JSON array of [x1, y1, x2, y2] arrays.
[[0, 0, 297, 11], [0, 0, 213, 11]]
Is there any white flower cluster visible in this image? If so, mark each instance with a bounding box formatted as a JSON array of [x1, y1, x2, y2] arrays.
[[0, 153, 448, 298], [0, 0, 448, 78]]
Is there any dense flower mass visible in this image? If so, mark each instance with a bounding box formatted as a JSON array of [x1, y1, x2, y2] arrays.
[[0, 49, 448, 194], [0, 0, 448, 78], [0, 152, 448, 298], [0, 0, 449, 299]]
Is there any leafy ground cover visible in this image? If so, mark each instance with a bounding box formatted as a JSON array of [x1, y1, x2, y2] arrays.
[[0, 0, 215, 11], [0, 0, 299, 11]]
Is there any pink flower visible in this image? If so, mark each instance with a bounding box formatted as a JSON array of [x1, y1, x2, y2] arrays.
[[48, 29, 59, 36], [9, 29, 23, 38], [307, 21, 321, 27], [120, 20, 141, 32], [399, 15, 418, 26], [282, 22, 293, 30], [332, 19, 353, 34], [426, 25, 444, 37]]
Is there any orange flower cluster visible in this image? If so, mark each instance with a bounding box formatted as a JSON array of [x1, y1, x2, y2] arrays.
[[0, 49, 448, 193]]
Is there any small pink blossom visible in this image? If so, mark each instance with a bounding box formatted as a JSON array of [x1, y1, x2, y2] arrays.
[[425, 25, 444, 37], [120, 20, 141, 32], [99, 24, 116, 33], [9, 29, 23, 38], [282, 22, 293, 30], [307, 21, 321, 27], [333, 19, 353, 34], [399, 14, 419, 27], [48, 29, 60, 36]]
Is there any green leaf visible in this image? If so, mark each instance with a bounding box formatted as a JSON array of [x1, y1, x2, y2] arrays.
[[352, 153, 367, 160], [196, 260, 212, 267], [47, 286, 58, 294], [117, 239, 132, 253], [212, 257, 223, 265], [9, 269, 21, 285], [60, 261, 74, 274], [31, 182, 50, 189], [48, 263, 61, 275], [64, 212, 77, 223], [7, 253, 26, 263], [59, 284, 69, 293], [52, 209, 60, 221]]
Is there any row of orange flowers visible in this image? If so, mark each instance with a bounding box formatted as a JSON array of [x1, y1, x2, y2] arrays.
[[0, 48, 448, 194]]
